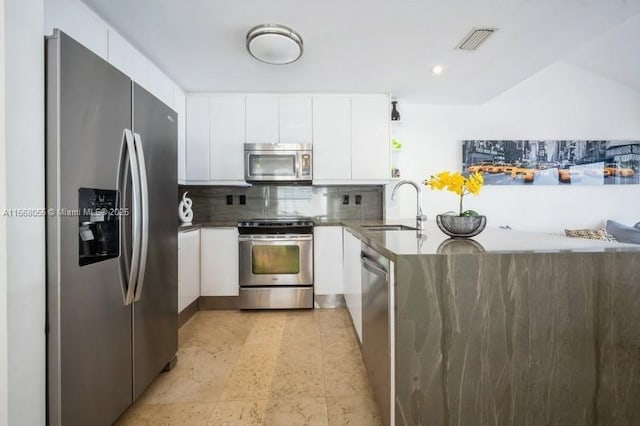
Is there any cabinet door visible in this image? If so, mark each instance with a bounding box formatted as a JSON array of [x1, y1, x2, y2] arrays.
[[343, 228, 362, 342], [44, 0, 109, 60], [279, 96, 312, 143], [201, 228, 239, 296], [351, 95, 390, 180], [314, 226, 344, 295], [185, 96, 210, 181], [108, 30, 175, 109], [175, 88, 186, 182], [211, 96, 245, 180], [178, 229, 200, 312], [313, 96, 351, 180], [246, 96, 278, 143]]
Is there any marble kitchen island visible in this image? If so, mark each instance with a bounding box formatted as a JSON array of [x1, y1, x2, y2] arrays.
[[347, 222, 640, 426]]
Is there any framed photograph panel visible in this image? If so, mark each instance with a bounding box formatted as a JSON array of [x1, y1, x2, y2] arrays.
[[462, 140, 640, 185]]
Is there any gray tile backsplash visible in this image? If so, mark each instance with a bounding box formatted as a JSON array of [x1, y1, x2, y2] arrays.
[[178, 185, 384, 223]]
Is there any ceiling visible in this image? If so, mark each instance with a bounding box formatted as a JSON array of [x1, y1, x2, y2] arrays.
[[82, 0, 640, 104], [564, 13, 640, 92]]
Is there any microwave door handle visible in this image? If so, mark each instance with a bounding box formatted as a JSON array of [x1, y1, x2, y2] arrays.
[[295, 155, 301, 178]]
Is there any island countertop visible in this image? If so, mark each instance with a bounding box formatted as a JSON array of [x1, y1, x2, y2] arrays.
[[342, 219, 640, 260]]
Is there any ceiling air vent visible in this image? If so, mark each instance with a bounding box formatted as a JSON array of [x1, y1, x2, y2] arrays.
[[456, 27, 497, 51]]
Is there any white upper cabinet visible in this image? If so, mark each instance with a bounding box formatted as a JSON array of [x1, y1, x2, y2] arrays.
[[185, 96, 210, 181], [182, 92, 390, 184], [45, 0, 178, 109], [107, 30, 174, 109], [175, 87, 186, 182], [245, 96, 279, 143], [245, 95, 312, 144], [351, 95, 390, 180], [279, 96, 313, 143], [210, 96, 246, 181], [45, 0, 109, 60], [312, 96, 351, 180]]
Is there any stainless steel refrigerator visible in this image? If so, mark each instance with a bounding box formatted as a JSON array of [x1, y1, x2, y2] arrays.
[[45, 30, 178, 426]]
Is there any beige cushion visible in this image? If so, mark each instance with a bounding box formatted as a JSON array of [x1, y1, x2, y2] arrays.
[[564, 228, 617, 242]]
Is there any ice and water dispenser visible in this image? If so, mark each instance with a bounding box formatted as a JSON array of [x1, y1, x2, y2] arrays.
[[78, 188, 120, 266]]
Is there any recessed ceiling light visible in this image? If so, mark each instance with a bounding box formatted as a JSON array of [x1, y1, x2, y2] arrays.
[[246, 24, 303, 65], [432, 65, 444, 75]]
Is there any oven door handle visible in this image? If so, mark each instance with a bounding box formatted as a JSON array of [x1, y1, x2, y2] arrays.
[[238, 234, 313, 242]]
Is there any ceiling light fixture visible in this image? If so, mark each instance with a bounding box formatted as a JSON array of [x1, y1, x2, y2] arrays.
[[246, 24, 303, 65], [432, 65, 444, 75]]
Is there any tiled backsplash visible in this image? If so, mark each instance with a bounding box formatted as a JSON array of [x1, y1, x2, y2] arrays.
[[178, 185, 384, 223]]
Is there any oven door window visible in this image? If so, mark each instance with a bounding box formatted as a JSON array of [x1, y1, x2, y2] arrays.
[[248, 154, 296, 177], [252, 245, 300, 274]]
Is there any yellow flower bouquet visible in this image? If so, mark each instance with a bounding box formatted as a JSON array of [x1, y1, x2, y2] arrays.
[[425, 170, 484, 216], [425, 171, 486, 237]]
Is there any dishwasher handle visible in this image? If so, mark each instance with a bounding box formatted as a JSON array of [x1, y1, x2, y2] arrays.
[[361, 253, 389, 281]]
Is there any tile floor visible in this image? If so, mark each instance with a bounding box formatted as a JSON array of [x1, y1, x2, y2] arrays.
[[116, 308, 382, 425]]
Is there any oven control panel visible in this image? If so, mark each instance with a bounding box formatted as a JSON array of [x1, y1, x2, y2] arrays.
[[237, 219, 314, 235]]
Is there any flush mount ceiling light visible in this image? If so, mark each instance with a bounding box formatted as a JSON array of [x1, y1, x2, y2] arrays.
[[246, 24, 304, 65]]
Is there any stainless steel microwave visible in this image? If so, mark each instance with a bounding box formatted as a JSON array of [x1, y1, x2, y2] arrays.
[[244, 143, 312, 184]]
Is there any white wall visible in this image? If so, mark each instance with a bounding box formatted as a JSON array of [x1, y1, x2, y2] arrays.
[[0, 1, 8, 424], [386, 61, 640, 232], [5, 1, 47, 425]]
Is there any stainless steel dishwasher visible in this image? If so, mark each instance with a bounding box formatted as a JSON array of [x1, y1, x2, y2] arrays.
[[361, 243, 393, 426]]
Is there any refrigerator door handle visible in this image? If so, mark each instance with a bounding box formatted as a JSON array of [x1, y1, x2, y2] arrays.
[[117, 128, 142, 305], [133, 132, 149, 302]]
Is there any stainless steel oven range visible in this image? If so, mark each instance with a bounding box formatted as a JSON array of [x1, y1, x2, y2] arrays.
[[238, 218, 314, 309]]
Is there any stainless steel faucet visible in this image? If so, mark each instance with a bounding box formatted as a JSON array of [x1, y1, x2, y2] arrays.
[[391, 180, 427, 232]]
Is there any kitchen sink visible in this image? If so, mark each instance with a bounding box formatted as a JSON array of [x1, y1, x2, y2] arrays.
[[361, 224, 416, 231]]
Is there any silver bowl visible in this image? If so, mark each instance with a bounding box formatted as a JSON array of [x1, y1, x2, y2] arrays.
[[436, 214, 486, 238]]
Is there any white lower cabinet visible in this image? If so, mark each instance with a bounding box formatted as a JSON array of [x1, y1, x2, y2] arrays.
[[200, 228, 239, 296], [178, 229, 200, 312], [343, 228, 362, 342], [314, 226, 344, 295]]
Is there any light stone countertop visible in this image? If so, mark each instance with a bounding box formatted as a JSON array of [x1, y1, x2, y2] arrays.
[[343, 220, 640, 260]]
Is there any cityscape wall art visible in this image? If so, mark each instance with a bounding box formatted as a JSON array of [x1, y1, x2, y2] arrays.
[[462, 140, 640, 185]]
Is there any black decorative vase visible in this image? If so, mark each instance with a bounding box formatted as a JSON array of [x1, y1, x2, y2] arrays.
[[391, 101, 400, 121]]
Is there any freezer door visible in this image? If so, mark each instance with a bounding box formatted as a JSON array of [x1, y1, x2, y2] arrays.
[[132, 83, 178, 399], [46, 30, 133, 426]]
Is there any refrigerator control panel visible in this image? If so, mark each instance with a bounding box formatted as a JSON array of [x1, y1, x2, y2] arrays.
[[78, 188, 120, 266]]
